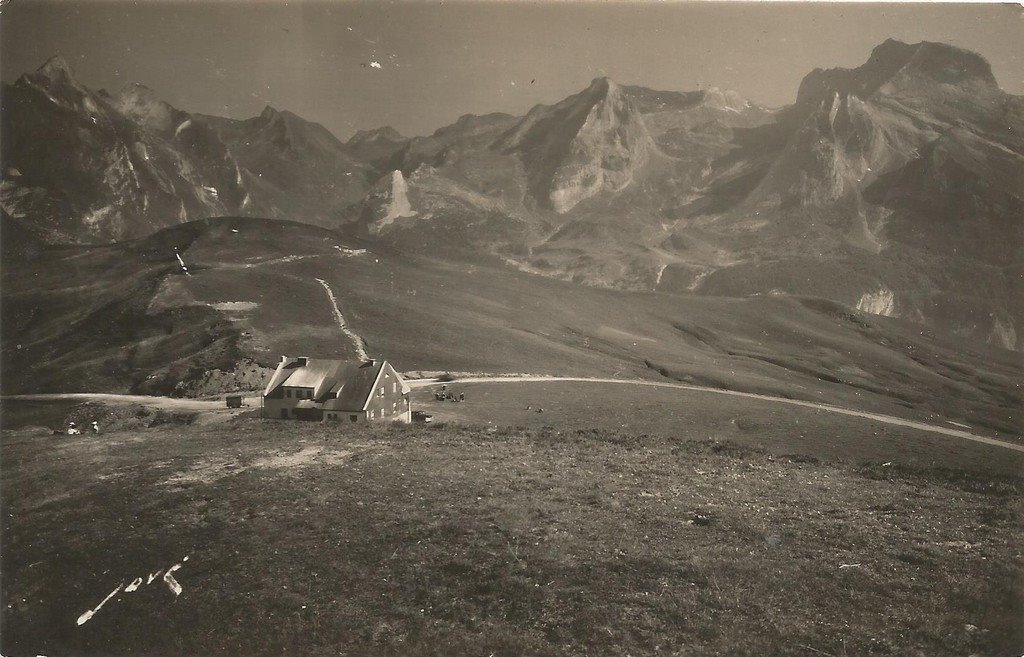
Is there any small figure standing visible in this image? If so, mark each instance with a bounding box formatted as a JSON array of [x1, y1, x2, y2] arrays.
[[459, 392, 465, 402], [91, 421, 100, 434], [67, 421, 81, 435]]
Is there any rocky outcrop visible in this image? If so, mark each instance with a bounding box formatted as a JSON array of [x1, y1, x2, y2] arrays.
[[547, 80, 654, 212], [498, 78, 654, 213]]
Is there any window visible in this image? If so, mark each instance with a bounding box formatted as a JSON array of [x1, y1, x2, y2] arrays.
[[285, 389, 291, 398], [379, 386, 385, 398], [349, 415, 357, 422], [370, 410, 376, 419], [393, 382, 398, 394]]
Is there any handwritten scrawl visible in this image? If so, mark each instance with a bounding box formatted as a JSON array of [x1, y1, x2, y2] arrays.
[[76, 557, 188, 626]]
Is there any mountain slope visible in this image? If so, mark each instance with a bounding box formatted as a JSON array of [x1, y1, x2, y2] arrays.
[[593, 40, 1022, 351], [334, 44, 1021, 351], [198, 107, 376, 227], [494, 78, 655, 212], [3, 42, 1020, 352], [2, 217, 1020, 438], [0, 57, 252, 243], [0, 58, 379, 242], [345, 126, 409, 169]]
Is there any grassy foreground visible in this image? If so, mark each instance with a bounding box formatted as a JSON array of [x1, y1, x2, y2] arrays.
[[2, 417, 1022, 656]]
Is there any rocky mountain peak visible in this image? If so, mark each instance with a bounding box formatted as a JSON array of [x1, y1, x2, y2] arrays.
[[259, 105, 281, 121], [36, 55, 76, 82], [796, 39, 998, 108], [582, 76, 621, 101], [15, 55, 100, 114], [866, 39, 997, 90], [113, 83, 181, 133], [19, 55, 85, 95], [348, 126, 406, 145], [698, 87, 751, 112]]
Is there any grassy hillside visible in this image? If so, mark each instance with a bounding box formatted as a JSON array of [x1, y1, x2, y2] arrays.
[[2, 218, 1020, 436], [2, 416, 1020, 656], [410, 381, 1024, 475]]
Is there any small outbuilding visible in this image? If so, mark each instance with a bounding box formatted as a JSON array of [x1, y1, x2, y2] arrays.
[[261, 356, 411, 423]]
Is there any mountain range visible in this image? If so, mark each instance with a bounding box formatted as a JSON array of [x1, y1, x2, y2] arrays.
[[2, 39, 1022, 350]]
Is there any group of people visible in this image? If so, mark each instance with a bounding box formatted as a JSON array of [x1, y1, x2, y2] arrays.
[[66, 421, 100, 435], [435, 385, 466, 403]]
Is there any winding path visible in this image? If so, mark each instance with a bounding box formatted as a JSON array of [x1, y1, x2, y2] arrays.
[[314, 278, 370, 361]]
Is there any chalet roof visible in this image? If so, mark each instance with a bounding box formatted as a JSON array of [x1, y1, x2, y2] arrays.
[[280, 359, 345, 389], [323, 360, 385, 411], [264, 356, 400, 412]]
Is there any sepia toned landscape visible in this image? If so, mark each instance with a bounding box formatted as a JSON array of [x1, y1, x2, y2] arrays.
[[1, 2, 1021, 655]]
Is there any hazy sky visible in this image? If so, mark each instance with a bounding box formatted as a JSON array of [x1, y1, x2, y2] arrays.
[[3, 1, 1022, 140]]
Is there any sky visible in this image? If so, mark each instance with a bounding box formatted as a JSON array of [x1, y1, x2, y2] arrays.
[[2, 1, 1022, 140]]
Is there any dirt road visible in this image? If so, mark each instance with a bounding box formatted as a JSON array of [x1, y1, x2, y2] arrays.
[[4, 374, 1020, 453], [1, 392, 232, 411], [408, 375, 1024, 453]]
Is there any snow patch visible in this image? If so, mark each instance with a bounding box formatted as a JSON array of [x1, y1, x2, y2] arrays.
[[989, 316, 1017, 350], [174, 119, 192, 137], [688, 270, 711, 292], [369, 170, 417, 234], [83, 205, 116, 230], [209, 301, 259, 312], [827, 92, 841, 130], [856, 288, 896, 317], [654, 263, 667, 289]]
